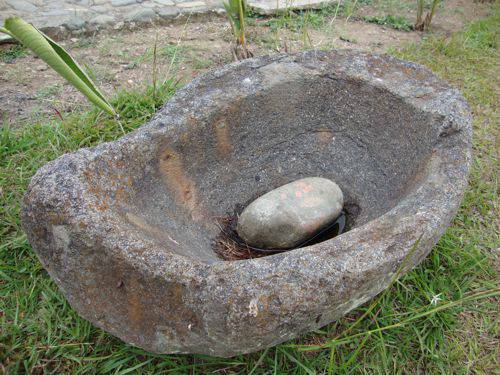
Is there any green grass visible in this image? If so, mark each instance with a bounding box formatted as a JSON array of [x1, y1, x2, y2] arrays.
[[256, 0, 371, 32], [370, 0, 414, 15], [363, 14, 413, 31], [1, 12, 499, 373], [129, 43, 215, 71], [259, 9, 328, 33], [0, 44, 27, 63]]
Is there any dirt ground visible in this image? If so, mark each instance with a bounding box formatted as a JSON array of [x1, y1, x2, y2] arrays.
[[0, 0, 493, 123]]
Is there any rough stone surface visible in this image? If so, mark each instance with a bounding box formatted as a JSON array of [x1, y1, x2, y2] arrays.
[[153, 0, 174, 5], [64, 17, 87, 30], [111, 0, 137, 6], [22, 49, 472, 357], [237, 177, 343, 249], [89, 14, 116, 25], [0, 0, 338, 39], [124, 7, 156, 22], [157, 6, 179, 18], [6, 0, 36, 12], [177, 0, 206, 8]]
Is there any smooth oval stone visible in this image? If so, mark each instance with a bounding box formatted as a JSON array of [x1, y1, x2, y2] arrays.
[[237, 177, 344, 249]]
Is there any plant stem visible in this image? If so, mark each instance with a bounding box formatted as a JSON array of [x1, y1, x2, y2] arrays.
[[416, 0, 424, 26], [424, 0, 440, 29], [238, 0, 246, 48], [345, 0, 359, 22], [330, 0, 343, 25]]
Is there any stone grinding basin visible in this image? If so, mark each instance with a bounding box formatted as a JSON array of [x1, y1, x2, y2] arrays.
[[21, 50, 472, 357]]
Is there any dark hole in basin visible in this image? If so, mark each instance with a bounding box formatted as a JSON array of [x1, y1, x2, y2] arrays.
[[213, 202, 360, 261]]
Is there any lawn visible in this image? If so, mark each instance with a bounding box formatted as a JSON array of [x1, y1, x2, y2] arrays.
[[1, 7, 498, 374]]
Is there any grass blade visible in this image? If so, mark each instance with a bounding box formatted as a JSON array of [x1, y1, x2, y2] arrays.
[[299, 287, 500, 350], [279, 348, 315, 375]]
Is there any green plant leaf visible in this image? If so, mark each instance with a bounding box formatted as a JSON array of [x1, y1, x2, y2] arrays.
[[1, 17, 115, 115], [0, 26, 12, 36]]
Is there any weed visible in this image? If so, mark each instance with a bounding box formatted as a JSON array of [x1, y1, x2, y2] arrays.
[[192, 55, 214, 69], [364, 14, 413, 31], [258, 0, 367, 46], [264, 10, 323, 32], [133, 44, 190, 68], [0, 44, 27, 63], [160, 44, 189, 60], [70, 37, 94, 49], [374, 0, 413, 15], [249, 0, 372, 52], [262, 2, 345, 32]]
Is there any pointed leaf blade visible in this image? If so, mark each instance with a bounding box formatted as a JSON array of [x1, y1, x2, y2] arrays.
[[3, 17, 114, 115]]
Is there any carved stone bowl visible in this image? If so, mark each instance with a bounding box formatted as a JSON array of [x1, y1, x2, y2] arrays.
[[22, 50, 472, 357]]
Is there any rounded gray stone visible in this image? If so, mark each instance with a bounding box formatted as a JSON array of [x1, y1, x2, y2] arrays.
[[237, 177, 343, 249], [153, 0, 175, 5], [89, 14, 115, 25], [124, 7, 156, 22], [68, 0, 92, 5], [111, 0, 138, 6], [157, 6, 179, 18], [64, 17, 87, 30], [21, 50, 472, 357]]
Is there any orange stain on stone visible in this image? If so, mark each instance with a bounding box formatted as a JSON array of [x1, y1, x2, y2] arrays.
[[294, 182, 316, 199], [213, 121, 232, 157], [158, 146, 202, 221], [127, 282, 143, 325], [315, 130, 333, 149], [302, 184, 313, 193]]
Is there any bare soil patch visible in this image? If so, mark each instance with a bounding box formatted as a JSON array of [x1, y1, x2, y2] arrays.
[[0, 0, 493, 122]]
